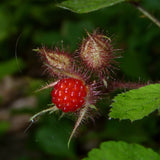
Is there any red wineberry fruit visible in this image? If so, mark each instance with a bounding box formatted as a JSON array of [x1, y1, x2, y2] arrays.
[[51, 78, 87, 112]]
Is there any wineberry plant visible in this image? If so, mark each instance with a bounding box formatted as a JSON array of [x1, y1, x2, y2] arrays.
[[31, 30, 120, 147], [0, 0, 160, 160], [31, 27, 160, 152]]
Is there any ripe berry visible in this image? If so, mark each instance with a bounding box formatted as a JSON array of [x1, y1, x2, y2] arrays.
[[51, 78, 87, 112]]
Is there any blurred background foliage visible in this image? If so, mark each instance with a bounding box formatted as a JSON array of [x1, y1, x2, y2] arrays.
[[0, 0, 160, 159]]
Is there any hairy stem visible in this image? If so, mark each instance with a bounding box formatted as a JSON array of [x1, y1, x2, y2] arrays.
[[30, 105, 58, 122], [35, 81, 60, 92], [24, 106, 58, 133], [45, 63, 81, 79], [68, 107, 88, 148], [131, 2, 160, 28]]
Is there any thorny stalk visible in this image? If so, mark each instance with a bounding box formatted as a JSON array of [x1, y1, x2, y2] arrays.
[[68, 106, 88, 148]]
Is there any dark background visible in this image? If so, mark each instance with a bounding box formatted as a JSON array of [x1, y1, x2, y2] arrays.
[[0, 0, 160, 159]]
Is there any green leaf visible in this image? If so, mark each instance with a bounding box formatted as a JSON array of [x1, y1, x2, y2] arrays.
[[83, 141, 160, 160], [110, 84, 160, 121], [57, 0, 125, 13], [0, 58, 25, 80]]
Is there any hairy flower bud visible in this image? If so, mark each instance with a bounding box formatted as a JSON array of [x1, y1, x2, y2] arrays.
[[34, 47, 73, 77], [80, 30, 117, 77]]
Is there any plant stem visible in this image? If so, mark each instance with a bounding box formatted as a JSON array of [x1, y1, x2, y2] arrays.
[[30, 105, 58, 122], [68, 107, 88, 148], [131, 2, 160, 28]]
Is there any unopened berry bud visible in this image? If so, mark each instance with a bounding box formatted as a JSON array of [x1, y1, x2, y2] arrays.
[[80, 30, 117, 76], [34, 47, 73, 77]]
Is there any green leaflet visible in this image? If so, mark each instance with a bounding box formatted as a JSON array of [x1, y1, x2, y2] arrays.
[[83, 141, 160, 160], [110, 84, 160, 121], [57, 0, 125, 13]]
